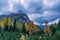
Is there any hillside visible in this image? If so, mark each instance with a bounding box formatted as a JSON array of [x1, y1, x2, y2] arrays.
[[0, 13, 31, 23]]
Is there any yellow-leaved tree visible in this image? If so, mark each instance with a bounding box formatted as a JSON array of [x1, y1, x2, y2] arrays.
[[17, 23, 23, 32], [2, 17, 11, 31], [28, 21, 39, 35], [2, 17, 7, 29], [7, 17, 11, 27], [25, 22, 30, 31], [30, 21, 39, 32]]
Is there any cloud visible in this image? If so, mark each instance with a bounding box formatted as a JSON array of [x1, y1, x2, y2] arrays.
[[27, 0, 43, 14], [43, 0, 60, 12], [28, 13, 42, 21], [0, 0, 8, 8], [28, 10, 60, 25], [30, 0, 60, 25], [0, 0, 60, 25], [0, 0, 27, 15], [35, 11, 60, 24], [43, 0, 59, 7], [0, 11, 3, 15], [8, 0, 13, 11], [43, 11, 60, 21], [0, 0, 13, 12]]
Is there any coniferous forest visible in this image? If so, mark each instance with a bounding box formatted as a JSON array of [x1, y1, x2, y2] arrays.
[[0, 13, 60, 40]]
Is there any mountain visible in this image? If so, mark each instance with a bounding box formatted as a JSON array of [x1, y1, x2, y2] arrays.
[[42, 18, 60, 26], [48, 18, 60, 25], [0, 13, 31, 23], [37, 25, 44, 29]]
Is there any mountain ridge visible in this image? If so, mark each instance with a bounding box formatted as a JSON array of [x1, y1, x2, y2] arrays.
[[0, 13, 31, 23]]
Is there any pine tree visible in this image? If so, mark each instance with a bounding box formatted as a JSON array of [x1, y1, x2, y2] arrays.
[[57, 20, 60, 31], [22, 23, 26, 35], [12, 18, 16, 32], [9, 24, 12, 32], [4, 23, 8, 31], [50, 24, 55, 35]]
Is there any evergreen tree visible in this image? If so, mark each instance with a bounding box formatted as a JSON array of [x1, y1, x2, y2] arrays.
[[22, 23, 26, 35], [57, 20, 60, 31], [4, 24, 8, 31], [50, 23, 58, 35], [7, 17, 11, 31], [50, 24, 56, 35], [12, 18, 16, 32], [0, 27, 2, 32], [50, 24, 53, 30], [9, 24, 12, 32]]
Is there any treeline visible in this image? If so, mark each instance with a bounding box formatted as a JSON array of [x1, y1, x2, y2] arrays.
[[50, 20, 60, 35], [0, 17, 20, 32], [0, 17, 39, 34], [36, 20, 60, 36]]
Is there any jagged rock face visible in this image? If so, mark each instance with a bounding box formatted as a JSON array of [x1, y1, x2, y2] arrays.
[[0, 13, 31, 23]]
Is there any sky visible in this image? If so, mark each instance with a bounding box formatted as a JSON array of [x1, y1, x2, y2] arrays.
[[0, 0, 60, 25]]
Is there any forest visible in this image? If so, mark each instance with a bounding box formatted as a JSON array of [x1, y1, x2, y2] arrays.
[[0, 16, 60, 40]]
